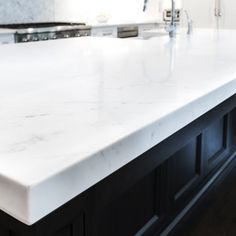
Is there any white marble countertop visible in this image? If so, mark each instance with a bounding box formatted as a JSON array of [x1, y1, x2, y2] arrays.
[[0, 29, 236, 225]]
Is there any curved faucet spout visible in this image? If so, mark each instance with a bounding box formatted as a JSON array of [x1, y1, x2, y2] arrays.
[[143, 0, 149, 12], [144, 0, 179, 38], [165, 0, 177, 38]]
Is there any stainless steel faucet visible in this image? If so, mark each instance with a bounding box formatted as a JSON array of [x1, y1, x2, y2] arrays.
[[143, 0, 149, 12], [143, 0, 176, 38], [165, 0, 177, 38]]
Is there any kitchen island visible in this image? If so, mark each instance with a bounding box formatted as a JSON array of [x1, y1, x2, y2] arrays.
[[0, 29, 236, 235]]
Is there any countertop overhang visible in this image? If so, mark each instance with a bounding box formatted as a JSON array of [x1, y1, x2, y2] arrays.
[[0, 29, 236, 225]]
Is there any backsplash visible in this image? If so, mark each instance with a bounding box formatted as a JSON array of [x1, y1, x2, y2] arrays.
[[0, 0, 54, 24], [54, 0, 159, 23], [0, 0, 182, 24], [54, 0, 182, 24]]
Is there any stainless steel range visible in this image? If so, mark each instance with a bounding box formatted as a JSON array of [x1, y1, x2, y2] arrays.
[[0, 22, 91, 43]]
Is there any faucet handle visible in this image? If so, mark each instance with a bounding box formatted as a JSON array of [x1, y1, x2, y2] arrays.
[[165, 23, 176, 32], [165, 23, 177, 38]]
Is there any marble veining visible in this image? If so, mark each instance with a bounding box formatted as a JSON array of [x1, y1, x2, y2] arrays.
[[0, 0, 54, 24], [0, 29, 236, 225]]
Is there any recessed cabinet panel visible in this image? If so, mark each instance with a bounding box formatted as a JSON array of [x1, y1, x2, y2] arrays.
[[203, 116, 228, 175], [54, 226, 72, 236], [0, 227, 11, 236], [169, 136, 202, 211], [96, 170, 162, 236], [53, 215, 84, 236], [229, 108, 236, 149], [204, 117, 225, 161]]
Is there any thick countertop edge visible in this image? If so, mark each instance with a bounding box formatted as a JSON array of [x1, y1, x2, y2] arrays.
[[19, 79, 236, 225], [0, 173, 30, 225], [24, 77, 236, 188]]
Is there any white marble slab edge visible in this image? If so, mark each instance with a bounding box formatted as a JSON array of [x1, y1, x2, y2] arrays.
[[0, 29, 236, 225]]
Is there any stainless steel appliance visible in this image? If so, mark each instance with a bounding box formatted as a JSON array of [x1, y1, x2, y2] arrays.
[[0, 22, 91, 43], [117, 26, 139, 38]]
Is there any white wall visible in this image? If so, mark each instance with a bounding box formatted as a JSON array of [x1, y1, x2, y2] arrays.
[[182, 0, 216, 28], [54, 0, 183, 24], [0, 0, 182, 25], [54, 0, 159, 24], [182, 0, 236, 29], [0, 0, 161, 24], [217, 0, 236, 29]]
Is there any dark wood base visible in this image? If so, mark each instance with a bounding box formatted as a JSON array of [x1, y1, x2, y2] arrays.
[[1, 95, 236, 236]]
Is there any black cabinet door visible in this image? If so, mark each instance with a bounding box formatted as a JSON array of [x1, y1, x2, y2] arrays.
[[0, 227, 11, 236], [52, 214, 84, 236], [94, 167, 166, 236], [228, 108, 236, 150], [202, 115, 229, 176], [168, 135, 202, 213]]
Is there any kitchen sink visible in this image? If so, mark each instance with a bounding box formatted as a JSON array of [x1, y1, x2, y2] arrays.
[[138, 32, 168, 40], [133, 30, 169, 40]]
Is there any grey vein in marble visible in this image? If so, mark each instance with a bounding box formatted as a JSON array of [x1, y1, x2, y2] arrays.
[[0, 0, 54, 24]]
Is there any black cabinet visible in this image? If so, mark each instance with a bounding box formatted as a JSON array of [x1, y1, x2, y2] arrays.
[[168, 136, 202, 213], [0, 226, 11, 236], [202, 115, 229, 176], [95, 169, 163, 236], [228, 108, 236, 150], [52, 215, 84, 236]]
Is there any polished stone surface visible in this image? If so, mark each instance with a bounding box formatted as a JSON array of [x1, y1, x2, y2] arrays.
[[0, 29, 236, 225], [0, 0, 54, 24]]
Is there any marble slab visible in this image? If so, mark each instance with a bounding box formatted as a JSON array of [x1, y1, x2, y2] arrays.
[[0, 29, 236, 225], [0, 0, 54, 24]]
